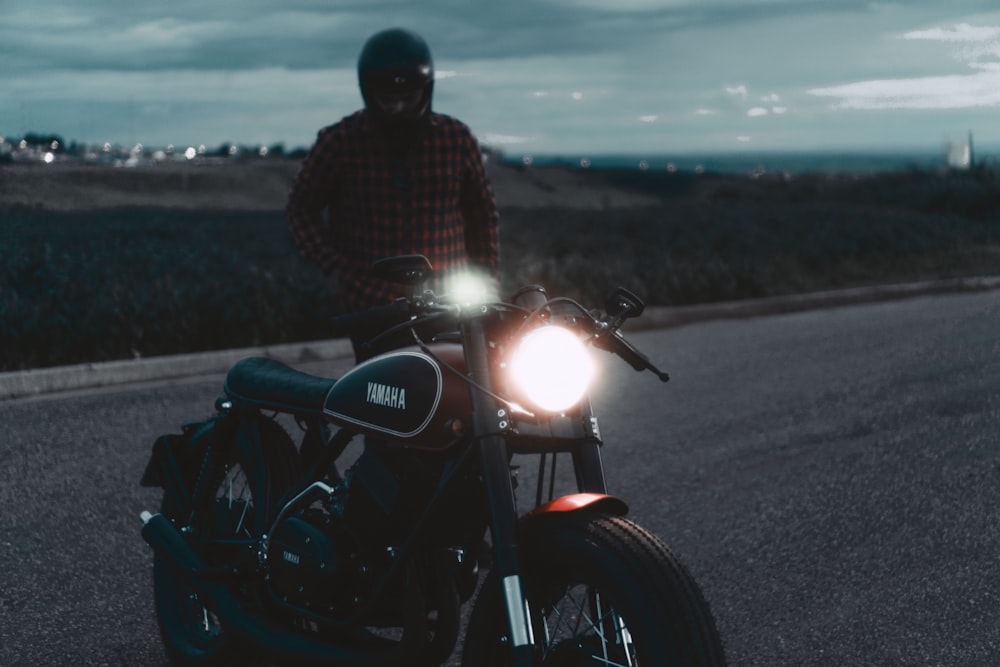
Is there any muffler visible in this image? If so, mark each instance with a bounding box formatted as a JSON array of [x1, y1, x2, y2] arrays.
[[139, 511, 416, 667]]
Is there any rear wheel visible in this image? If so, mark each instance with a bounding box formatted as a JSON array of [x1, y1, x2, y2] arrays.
[[153, 416, 299, 666], [462, 513, 727, 666]]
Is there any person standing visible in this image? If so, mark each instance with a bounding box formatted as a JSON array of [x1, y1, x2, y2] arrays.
[[286, 27, 500, 358]]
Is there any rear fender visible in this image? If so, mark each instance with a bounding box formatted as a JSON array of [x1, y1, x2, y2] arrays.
[[139, 412, 235, 515], [527, 492, 628, 518]]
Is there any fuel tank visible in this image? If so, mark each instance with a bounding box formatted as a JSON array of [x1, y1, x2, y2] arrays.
[[323, 343, 472, 450]]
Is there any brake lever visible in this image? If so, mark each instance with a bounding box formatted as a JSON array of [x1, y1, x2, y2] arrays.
[[591, 320, 670, 383]]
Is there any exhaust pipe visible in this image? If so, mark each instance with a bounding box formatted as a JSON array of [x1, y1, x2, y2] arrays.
[[139, 511, 416, 667]]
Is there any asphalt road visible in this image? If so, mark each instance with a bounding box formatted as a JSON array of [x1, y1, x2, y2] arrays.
[[1, 289, 998, 666]]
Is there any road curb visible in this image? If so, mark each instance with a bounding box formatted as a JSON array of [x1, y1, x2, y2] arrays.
[[0, 338, 354, 401], [628, 275, 1000, 331], [2, 276, 998, 401]]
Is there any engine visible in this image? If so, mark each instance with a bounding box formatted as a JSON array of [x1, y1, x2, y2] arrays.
[[266, 444, 482, 621], [268, 508, 359, 613], [265, 446, 431, 617]]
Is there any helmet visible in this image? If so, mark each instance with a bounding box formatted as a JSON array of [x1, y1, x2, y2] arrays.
[[358, 28, 434, 125]]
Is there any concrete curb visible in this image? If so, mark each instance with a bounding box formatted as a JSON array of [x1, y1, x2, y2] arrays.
[[2, 276, 998, 401], [0, 338, 354, 401], [628, 275, 1000, 332]]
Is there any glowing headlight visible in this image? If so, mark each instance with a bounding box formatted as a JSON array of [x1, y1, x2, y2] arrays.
[[445, 272, 496, 305], [509, 325, 594, 412]]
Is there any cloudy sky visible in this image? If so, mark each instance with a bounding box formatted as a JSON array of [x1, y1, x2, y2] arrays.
[[5, 0, 1000, 156]]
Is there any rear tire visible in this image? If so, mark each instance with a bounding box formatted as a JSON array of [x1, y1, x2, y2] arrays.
[[462, 512, 727, 666], [153, 416, 299, 666]]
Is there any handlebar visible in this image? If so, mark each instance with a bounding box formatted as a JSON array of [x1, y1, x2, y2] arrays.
[[330, 290, 668, 382]]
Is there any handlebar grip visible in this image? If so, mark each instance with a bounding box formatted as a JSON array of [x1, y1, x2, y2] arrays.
[[329, 299, 409, 338]]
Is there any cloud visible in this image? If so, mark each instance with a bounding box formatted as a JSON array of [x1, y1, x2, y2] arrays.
[[809, 21, 1000, 110], [6, 1, 1000, 152], [808, 70, 1000, 109], [900, 22, 1000, 68], [902, 23, 1000, 42], [482, 132, 533, 145], [725, 84, 748, 100]]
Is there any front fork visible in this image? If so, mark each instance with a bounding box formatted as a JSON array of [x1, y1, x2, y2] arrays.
[[463, 314, 537, 667]]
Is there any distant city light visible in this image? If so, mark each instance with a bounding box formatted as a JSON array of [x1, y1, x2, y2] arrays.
[[184, 147, 197, 160], [43, 152, 55, 164]]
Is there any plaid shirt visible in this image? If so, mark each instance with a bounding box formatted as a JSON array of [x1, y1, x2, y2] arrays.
[[286, 110, 500, 312]]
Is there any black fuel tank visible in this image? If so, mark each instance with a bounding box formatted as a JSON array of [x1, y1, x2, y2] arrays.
[[323, 343, 471, 450]]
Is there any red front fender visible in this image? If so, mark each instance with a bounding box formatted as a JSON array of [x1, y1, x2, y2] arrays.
[[528, 492, 629, 517]]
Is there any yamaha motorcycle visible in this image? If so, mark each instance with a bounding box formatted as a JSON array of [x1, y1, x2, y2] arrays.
[[139, 254, 726, 666]]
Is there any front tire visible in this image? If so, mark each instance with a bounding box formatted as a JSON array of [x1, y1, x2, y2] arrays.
[[462, 513, 726, 666], [153, 416, 299, 666]]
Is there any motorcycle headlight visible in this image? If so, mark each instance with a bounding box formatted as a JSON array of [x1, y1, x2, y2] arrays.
[[444, 271, 496, 305], [509, 325, 594, 413]]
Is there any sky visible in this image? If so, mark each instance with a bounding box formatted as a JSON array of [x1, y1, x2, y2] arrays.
[[5, 0, 1000, 157]]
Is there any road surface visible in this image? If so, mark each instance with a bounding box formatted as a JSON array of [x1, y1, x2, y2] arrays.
[[1, 290, 998, 665]]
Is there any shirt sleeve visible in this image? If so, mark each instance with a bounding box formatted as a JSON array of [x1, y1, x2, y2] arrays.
[[286, 127, 342, 276], [460, 134, 501, 279]]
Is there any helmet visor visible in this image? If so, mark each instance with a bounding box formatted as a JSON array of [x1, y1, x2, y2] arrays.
[[371, 81, 428, 119]]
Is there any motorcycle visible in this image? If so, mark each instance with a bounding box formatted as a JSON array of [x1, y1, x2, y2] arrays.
[[139, 254, 726, 666]]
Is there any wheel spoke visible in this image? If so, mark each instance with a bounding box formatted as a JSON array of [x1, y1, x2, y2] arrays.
[[223, 465, 253, 536], [538, 584, 638, 666]]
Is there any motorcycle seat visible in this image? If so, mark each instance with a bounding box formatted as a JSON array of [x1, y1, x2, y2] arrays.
[[224, 357, 336, 416]]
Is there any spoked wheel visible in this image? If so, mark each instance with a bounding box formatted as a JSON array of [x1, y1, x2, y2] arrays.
[[152, 417, 298, 666], [462, 513, 727, 666], [533, 585, 639, 666]]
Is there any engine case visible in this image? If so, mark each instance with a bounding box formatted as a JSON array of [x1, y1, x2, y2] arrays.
[[269, 512, 346, 611]]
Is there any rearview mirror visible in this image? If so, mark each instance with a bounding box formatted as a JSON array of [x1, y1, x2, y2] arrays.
[[372, 255, 434, 286], [605, 287, 645, 323]]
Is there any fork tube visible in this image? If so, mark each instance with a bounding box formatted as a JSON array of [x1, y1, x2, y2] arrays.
[[462, 314, 537, 666], [572, 402, 608, 493]]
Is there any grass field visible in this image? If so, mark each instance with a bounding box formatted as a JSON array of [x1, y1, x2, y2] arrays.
[[2, 162, 998, 371]]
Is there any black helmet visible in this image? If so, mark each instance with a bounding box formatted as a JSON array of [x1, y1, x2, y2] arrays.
[[358, 28, 434, 124]]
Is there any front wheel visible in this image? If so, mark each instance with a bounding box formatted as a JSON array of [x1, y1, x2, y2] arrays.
[[462, 513, 726, 666]]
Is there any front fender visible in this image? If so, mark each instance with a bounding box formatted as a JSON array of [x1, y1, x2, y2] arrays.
[[527, 492, 628, 517]]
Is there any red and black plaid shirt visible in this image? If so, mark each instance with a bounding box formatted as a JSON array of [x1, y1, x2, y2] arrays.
[[286, 110, 500, 312]]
